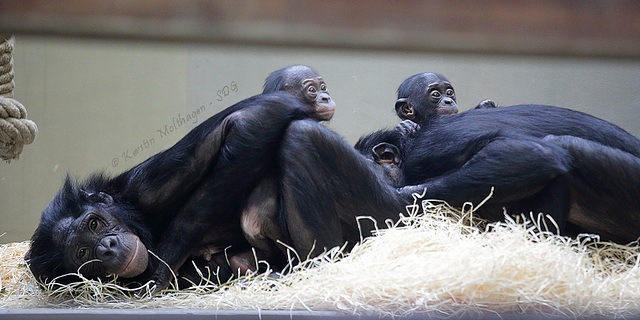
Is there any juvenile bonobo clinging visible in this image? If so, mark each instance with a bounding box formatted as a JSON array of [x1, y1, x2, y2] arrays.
[[26, 69, 335, 292], [189, 65, 338, 280], [395, 72, 496, 126]]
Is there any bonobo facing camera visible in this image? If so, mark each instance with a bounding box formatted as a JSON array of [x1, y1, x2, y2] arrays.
[[394, 72, 496, 125]]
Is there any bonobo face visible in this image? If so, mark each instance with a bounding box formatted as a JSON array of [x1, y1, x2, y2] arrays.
[[56, 206, 148, 279], [425, 73, 458, 115], [301, 75, 336, 121], [263, 65, 337, 121], [396, 72, 459, 123]]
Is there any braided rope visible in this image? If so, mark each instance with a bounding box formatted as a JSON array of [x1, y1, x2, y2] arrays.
[[0, 35, 37, 162], [0, 36, 15, 98]]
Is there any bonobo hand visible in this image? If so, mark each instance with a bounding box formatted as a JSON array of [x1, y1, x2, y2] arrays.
[[395, 120, 420, 137], [474, 99, 497, 109], [136, 263, 175, 296]]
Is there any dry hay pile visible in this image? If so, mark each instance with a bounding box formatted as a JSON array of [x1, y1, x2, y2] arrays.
[[2, 196, 640, 318]]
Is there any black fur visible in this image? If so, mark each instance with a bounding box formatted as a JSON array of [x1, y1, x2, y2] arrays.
[[263, 65, 319, 94], [357, 104, 640, 243], [277, 120, 408, 257]]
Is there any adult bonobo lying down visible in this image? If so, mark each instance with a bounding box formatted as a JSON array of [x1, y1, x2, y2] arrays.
[[357, 103, 640, 244], [25, 65, 341, 292]]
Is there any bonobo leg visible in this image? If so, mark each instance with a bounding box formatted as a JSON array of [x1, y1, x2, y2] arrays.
[[278, 120, 407, 260], [502, 175, 572, 233], [238, 173, 289, 273], [544, 135, 640, 243], [400, 137, 573, 226]]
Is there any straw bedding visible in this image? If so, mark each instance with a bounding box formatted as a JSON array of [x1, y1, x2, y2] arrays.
[[2, 195, 640, 318]]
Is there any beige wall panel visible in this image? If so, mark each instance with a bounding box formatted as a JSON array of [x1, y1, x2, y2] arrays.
[[1, 37, 639, 243]]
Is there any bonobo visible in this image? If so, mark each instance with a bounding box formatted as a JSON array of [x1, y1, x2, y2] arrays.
[[394, 72, 496, 126], [358, 103, 640, 244], [26, 67, 337, 292], [184, 65, 338, 282]]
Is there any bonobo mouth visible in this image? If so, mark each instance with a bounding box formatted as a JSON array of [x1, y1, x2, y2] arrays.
[[437, 106, 458, 115], [317, 103, 336, 120], [319, 109, 335, 119], [117, 237, 149, 278]]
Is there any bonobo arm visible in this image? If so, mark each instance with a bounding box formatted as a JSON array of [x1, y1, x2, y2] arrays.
[[399, 137, 572, 207], [118, 93, 313, 212]]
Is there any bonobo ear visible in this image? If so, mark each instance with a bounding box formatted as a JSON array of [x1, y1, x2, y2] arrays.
[[395, 98, 415, 120], [80, 190, 114, 205], [372, 142, 401, 166]]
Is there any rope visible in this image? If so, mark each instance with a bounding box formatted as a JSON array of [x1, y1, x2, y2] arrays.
[[0, 35, 37, 162]]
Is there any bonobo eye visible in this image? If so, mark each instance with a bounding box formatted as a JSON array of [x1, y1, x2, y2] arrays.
[[77, 247, 89, 261], [430, 90, 441, 99], [446, 88, 454, 96], [320, 83, 327, 92], [308, 86, 317, 93], [88, 218, 99, 232]]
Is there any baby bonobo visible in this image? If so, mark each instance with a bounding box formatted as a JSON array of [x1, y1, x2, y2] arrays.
[[394, 72, 496, 137], [183, 65, 338, 285]]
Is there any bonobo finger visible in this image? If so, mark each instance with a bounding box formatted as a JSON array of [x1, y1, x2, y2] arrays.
[[475, 99, 497, 109], [395, 120, 420, 137]]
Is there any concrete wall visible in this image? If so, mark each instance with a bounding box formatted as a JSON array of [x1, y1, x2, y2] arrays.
[[1, 36, 639, 243]]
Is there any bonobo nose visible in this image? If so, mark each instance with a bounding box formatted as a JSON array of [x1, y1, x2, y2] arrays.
[[320, 94, 331, 102], [96, 236, 118, 260]]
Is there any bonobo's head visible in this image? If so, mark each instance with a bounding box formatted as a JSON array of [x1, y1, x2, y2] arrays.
[[371, 142, 404, 187], [27, 175, 151, 284], [395, 72, 458, 124], [263, 65, 336, 121]]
